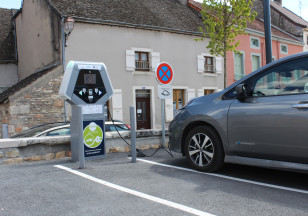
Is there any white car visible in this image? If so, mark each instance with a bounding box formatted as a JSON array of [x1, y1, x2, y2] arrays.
[[11, 121, 130, 138]]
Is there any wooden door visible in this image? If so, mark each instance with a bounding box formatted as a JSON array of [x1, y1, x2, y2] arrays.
[[136, 97, 151, 129]]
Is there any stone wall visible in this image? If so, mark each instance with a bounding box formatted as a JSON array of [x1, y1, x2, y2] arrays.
[[0, 130, 169, 165], [0, 66, 66, 138]]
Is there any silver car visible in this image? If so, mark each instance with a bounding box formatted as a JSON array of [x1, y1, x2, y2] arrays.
[[169, 52, 308, 172]]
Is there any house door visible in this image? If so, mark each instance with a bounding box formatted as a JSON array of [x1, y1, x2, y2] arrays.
[[136, 90, 151, 130]]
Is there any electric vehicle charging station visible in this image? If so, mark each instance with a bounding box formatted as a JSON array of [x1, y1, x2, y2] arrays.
[[59, 61, 113, 168]]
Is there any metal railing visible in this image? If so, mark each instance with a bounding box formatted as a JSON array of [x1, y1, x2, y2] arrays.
[[135, 61, 150, 71], [204, 65, 214, 73]]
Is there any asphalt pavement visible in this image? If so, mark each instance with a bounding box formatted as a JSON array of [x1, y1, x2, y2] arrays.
[[0, 149, 308, 216]]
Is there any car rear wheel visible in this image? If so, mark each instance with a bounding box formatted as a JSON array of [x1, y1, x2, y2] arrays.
[[184, 126, 224, 172]]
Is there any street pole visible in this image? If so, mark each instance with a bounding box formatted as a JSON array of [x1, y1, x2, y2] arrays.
[[263, 0, 272, 64], [130, 106, 137, 163], [161, 99, 166, 147]]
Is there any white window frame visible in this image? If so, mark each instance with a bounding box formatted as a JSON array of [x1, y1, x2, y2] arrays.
[[197, 53, 223, 75], [204, 56, 215, 74], [198, 87, 218, 97], [251, 53, 261, 72], [250, 36, 260, 49], [234, 51, 245, 81], [280, 44, 288, 55], [126, 48, 160, 74]]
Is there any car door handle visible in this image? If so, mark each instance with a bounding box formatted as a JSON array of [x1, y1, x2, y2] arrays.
[[292, 103, 308, 109]]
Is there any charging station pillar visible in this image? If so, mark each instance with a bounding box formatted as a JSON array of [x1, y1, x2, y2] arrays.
[[59, 61, 113, 167]]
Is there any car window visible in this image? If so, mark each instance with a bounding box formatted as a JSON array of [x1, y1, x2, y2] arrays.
[[11, 123, 67, 138], [105, 124, 129, 132], [251, 57, 308, 97], [45, 128, 70, 136]]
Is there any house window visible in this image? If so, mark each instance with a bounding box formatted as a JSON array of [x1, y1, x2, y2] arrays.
[[173, 89, 185, 116], [135, 52, 149, 71], [252, 54, 261, 72], [204, 89, 215, 95], [250, 37, 260, 49], [280, 44, 288, 54], [204, 56, 214, 73], [234, 52, 245, 80]]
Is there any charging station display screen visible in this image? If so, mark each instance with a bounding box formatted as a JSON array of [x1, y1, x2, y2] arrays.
[[84, 74, 96, 85], [74, 69, 107, 103]]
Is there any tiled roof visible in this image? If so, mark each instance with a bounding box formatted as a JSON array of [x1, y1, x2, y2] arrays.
[[47, 0, 203, 33], [0, 8, 16, 62], [270, 1, 308, 28], [187, 0, 301, 42]]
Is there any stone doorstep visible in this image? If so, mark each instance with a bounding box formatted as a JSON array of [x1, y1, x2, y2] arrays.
[[0, 144, 161, 165]]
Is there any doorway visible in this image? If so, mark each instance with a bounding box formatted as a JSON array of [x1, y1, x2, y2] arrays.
[[136, 90, 151, 130]]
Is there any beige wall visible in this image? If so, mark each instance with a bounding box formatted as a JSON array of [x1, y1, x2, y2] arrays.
[[65, 23, 224, 129], [0, 63, 18, 88], [15, 0, 62, 80]]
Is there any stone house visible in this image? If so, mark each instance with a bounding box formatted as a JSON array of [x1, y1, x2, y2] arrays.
[[0, 0, 224, 138], [189, 0, 304, 86]]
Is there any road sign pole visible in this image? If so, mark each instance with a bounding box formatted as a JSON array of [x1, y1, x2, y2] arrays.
[[161, 99, 165, 147]]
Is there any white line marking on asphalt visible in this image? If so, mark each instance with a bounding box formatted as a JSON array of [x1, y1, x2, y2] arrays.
[[54, 165, 215, 216], [136, 158, 308, 195]]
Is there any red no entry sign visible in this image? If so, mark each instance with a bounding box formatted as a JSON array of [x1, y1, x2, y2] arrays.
[[156, 62, 174, 85]]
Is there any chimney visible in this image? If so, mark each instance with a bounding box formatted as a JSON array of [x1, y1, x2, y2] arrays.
[[273, 0, 282, 5], [175, 0, 188, 6]]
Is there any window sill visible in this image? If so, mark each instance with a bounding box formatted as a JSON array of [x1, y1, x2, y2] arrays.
[[202, 73, 217, 77], [132, 71, 154, 75]]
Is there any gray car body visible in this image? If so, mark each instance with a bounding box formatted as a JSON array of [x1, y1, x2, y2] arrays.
[[169, 51, 308, 172]]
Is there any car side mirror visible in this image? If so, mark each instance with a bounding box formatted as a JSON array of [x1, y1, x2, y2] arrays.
[[235, 84, 248, 99]]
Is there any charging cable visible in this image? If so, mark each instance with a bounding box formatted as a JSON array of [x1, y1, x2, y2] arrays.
[[107, 108, 173, 157]]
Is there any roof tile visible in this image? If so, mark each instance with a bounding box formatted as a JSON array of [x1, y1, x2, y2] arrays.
[[48, 0, 203, 32], [0, 8, 16, 61]]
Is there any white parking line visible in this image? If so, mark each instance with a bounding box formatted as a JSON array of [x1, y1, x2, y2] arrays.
[[54, 165, 215, 216], [137, 158, 308, 195]]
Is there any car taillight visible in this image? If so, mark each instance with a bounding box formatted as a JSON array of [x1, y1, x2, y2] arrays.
[[125, 124, 131, 130]]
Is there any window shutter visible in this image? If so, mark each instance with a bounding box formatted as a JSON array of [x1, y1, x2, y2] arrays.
[[165, 98, 173, 122], [187, 89, 195, 102], [151, 52, 160, 71], [126, 50, 135, 71], [216, 57, 223, 74], [111, 89, 123, 121], [197, 55, 204, 73], [197, 89, 204, 97]]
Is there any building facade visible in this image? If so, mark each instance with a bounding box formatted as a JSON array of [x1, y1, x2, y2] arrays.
[[0, 0, 224, 137], [189, 0, 304, 86]]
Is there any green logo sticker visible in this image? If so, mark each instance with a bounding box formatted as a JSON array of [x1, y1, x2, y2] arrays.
[[83, 122, 103, 148]]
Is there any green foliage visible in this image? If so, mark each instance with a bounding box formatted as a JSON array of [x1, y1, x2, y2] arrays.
[[198, 0, 257, 57]]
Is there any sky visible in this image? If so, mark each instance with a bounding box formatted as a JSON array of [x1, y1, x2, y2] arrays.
[[0, 0, 308, 22]]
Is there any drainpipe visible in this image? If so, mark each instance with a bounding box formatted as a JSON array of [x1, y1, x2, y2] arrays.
[[61, 17, 67, 122], [12, 14, 19, 81]]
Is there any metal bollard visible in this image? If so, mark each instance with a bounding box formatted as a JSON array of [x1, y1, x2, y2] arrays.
[[130, 106, 137, 163], [2, 124, 8, 138]]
